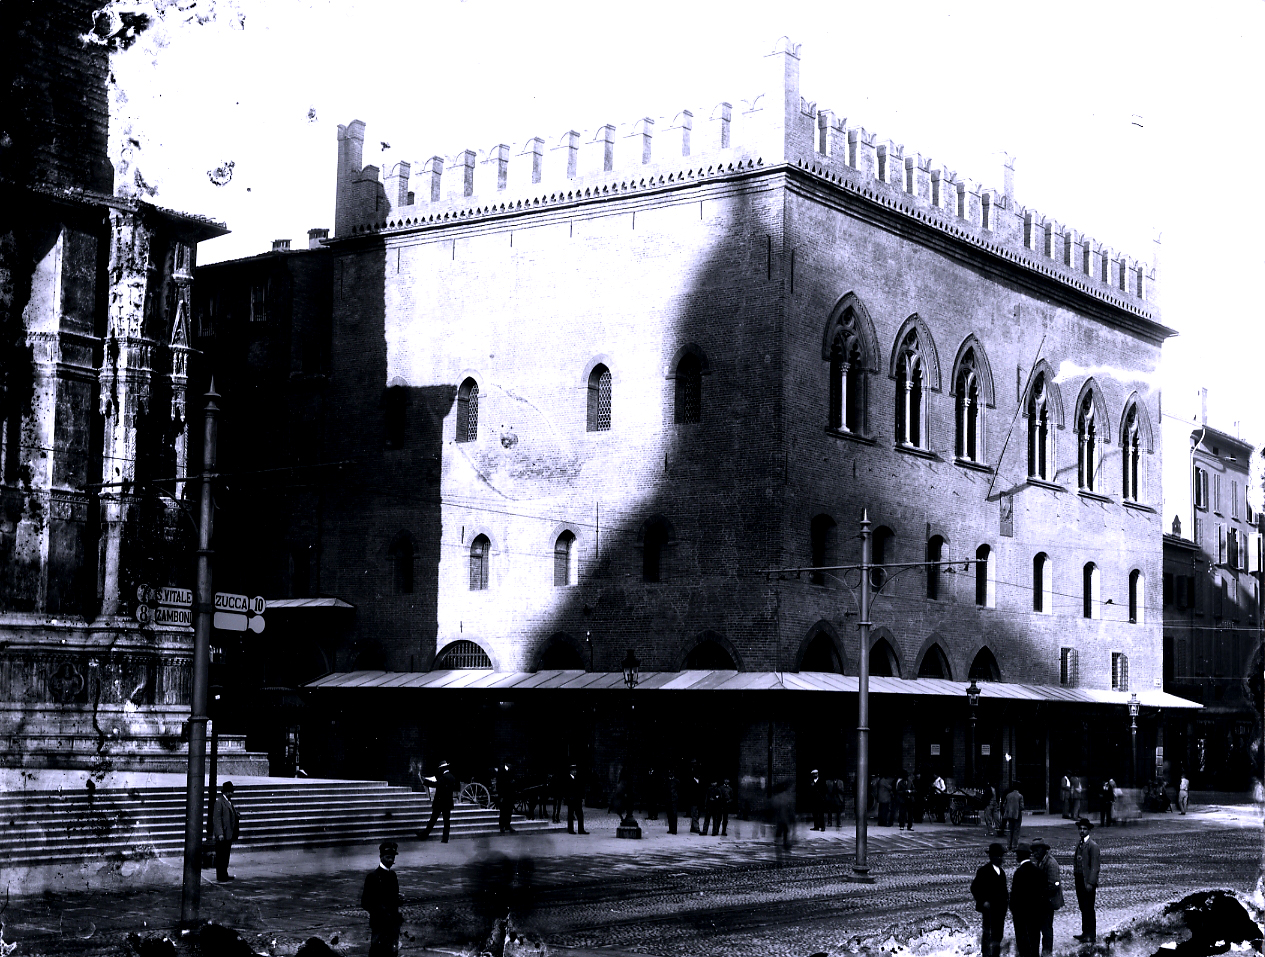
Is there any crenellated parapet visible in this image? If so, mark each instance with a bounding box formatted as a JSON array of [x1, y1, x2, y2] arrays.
[[334, 38, 1158, 318]]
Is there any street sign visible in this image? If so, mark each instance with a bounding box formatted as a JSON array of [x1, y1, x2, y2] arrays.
[[214, 592, 250, 613], [155, 606, 194, 626], [157, 587, 192, 607], [214, 611, 248, 632]]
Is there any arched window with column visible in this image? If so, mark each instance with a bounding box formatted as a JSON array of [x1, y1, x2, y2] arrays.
[[894, 329, 927, 448], [952, 337, 994, 465], [1026, 370, 1058, 481], [1076, 384, 1106, 493], [1119, 395, 1153, 504], [822, 295, 877, 435]]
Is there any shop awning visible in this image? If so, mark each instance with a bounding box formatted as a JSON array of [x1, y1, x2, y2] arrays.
[[266, 597, 356, 609], [302, 669, 1201, 708]]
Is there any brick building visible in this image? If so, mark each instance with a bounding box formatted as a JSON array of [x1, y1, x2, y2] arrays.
[[1161, 406, 1263, 790], [0, 0, 242, 771], [208, 41, 1200, 809]]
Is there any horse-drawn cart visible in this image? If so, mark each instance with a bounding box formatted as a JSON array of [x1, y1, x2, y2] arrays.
[[947, 786, 992, 825]]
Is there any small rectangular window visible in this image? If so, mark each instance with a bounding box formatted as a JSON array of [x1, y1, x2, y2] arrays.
[[1194, 468, 1208, 509], [1231, 481, 1239, 519], [1214, 473, 1222, 513], [1060, 647, 1078, 688]]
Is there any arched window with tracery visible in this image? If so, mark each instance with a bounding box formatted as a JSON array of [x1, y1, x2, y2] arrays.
[[894, 330, 926, 448], [1077, 391, 1100, 492], [955, 351, 982, 462], [587, 364, 612, 432], [674, 353, 702, 424], [829, 310, 866, 433], [1028, 373, 1053, 480], [456, 378, 479, 443], [1122, 403, 1142, 501], [469, 534, 490, 591]]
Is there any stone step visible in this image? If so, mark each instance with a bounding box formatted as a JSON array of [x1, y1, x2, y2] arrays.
[[0, 779, 563, 867]]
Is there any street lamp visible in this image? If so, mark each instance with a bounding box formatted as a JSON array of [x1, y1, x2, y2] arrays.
[[851, 510, 875, 883], [1129, 692, 1140, 787], [617, 649, 642, 839], [966, 679, 981, 787]]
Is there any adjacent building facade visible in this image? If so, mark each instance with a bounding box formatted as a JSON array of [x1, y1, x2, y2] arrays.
[[1162, 408, 1263, 790], [205, 41, 1198, 809]]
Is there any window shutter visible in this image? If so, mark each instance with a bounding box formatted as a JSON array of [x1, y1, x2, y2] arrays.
[[1218, 524, 1227, 564]]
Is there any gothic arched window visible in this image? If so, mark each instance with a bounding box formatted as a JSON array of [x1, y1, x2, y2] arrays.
[[457, 378, 479, 443], [955, 351, 982, 462], [587, 364, 612, 432], [828, 309, 866, 433], [895, 330, 926, 448], [1122, 403, 1142, 501], [1077, 392, 1100, 492], [1028, 373, 1053, 481]]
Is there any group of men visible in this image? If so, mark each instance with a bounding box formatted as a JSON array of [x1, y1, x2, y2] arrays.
[[971, 818, 1102, 957]]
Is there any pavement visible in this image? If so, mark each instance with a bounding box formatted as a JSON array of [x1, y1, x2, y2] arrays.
[[1, 793, 1259, 957]]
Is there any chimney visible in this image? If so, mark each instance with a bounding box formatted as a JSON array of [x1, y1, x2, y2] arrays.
[[307, 228, 329, 249], [272, 239, 291, 252]]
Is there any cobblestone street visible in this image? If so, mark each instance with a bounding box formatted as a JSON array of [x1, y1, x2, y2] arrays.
[[3, 805, 1260, 956]]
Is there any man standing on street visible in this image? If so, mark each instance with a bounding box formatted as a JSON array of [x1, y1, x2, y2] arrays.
[[566, 763, 588, 834], [1060, 774, 1073, 818], [1178, 772, 1190, 814], [1030, 836, 1063, 955], [1073, 818, 1101, 943], [971, 842, 1009, 957], [1002, 783, 1024, 850], [1010, 843, 1043, 957], [212, 781, 240, 882], [418, 760, 458, 843], [808, 770, 826, 831], [362, 840, 403, 957], [665, 768, 679, 835]]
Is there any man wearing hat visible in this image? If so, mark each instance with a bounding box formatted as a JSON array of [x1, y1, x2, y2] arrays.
[[418, 760, 458, 843], [362, 841, 402, 956], [1030, 836, 1063, 954], [565, 763, 588, 834], [1073, 818, 1101, 942], [970, 842, 1009, 957], [212, 781, 240, 882], [1009, 843, 1043, 957]]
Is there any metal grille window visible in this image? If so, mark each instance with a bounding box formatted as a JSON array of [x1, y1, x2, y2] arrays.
[[457, 379, 479, 443], [469, 535, 490, 591], [674, 353, 702, 424], [553, 531, 576, 587], [436, 639, 492, 669], [587, 364, 612, 432], [1060, 647, 1079, 687], [1111, 652, 1129, 691]]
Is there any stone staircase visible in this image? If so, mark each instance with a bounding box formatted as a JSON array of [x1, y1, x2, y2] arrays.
[[0, 780, 560, 868]]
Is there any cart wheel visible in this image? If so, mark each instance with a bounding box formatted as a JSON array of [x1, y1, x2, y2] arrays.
[[459, 782, 492, 808], [950, 805, 965, 825]]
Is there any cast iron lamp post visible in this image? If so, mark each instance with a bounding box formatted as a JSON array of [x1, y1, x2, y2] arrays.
[[1129, 692, 1140, 787], [617, 649, 642, 839], [966, 679, 981, 787]]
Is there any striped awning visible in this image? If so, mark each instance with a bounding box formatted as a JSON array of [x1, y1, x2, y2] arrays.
[[302, 669, 1201, 708]]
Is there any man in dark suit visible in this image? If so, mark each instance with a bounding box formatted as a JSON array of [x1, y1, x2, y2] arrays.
[[1073, 818, 1102, 942], [212, 781, 240, 882], [565, 763, 587, 834], [1010, 843, 1044, 957], [418, 760, 458, 843], [362, 840, 402, 957], [1030, 836, 1063, 955], [971, 842, 1009, 957]]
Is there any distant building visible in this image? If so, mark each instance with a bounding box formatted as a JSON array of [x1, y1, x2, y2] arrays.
[[218, 41, 1198, 809], [0, 0, 244, 771], [1162, 402, 1263, 790], [191, 232, 343, 774]]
